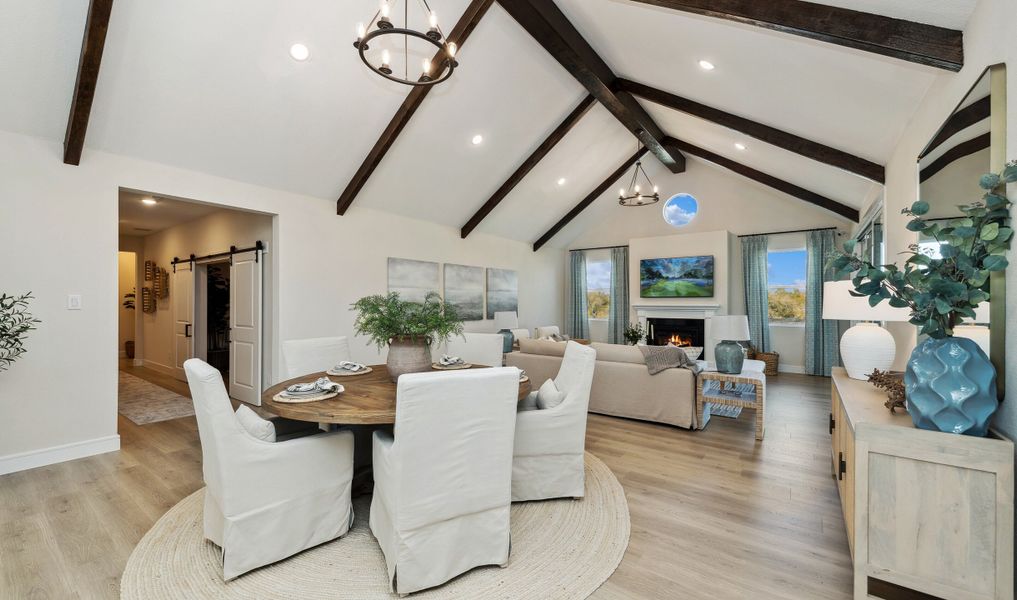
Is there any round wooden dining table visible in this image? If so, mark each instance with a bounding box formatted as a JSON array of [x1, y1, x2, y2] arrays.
[[262, 364, 532, 425]]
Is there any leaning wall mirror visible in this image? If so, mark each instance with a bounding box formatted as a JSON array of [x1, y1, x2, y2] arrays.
[[917, 63, 1007, 398]]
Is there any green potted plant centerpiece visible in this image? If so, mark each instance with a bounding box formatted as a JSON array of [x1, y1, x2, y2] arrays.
[[1, 292, 42, 372], [352, 291, 464, 382], [623, 322, 645, 345], [830, 164, 1016, 436]]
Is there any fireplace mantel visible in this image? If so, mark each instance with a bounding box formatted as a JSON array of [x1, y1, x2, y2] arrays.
[[632, 304, 721, 360], [632, 303, 721, 320]]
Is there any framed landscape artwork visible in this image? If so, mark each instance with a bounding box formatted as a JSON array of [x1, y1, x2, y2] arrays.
[[388, 258, 440, 303], [444, 264, 485, 321], [640, 255, 714, 298], [486, 268, 518, 319]]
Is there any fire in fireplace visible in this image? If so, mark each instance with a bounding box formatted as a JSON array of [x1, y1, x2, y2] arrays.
[[646, 318, 705, 347]]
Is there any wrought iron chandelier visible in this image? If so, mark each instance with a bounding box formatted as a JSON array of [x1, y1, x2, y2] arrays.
[[618, 144, 660, 207], [354, 0, 458, 87]]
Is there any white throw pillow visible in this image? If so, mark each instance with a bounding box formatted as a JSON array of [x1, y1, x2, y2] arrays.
[[536, 378, 565, 410], [235, 405, 276, 442]]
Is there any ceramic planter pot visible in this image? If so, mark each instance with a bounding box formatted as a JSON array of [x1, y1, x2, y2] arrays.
[[904, 336, 998, 436], [387, 336, 432, 382]]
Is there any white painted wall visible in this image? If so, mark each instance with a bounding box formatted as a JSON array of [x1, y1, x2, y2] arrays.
[[567, 156, 851, 249], [0, 129, 564, 474], [117, 252, 136, 358]]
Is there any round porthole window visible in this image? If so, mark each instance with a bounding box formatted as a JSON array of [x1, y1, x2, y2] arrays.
[[662, 193, 698, 228]]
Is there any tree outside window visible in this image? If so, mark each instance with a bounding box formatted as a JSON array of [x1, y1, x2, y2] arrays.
[[768, 249, 806, 323], [586, 260, 611, 319]]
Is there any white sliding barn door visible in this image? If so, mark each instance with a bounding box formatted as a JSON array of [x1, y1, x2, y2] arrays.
[[230, 250, 263, 405], [172, 262, 195, 381]]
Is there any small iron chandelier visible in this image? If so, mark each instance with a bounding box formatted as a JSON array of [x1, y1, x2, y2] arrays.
[[618, 144, 660, 207], [354, 0, 458, 87]]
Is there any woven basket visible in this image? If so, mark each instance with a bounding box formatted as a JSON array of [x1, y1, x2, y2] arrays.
[[756, 351, 779, 376]]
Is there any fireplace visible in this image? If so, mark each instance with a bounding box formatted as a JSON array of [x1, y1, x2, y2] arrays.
[[646, 318, 705, 347]]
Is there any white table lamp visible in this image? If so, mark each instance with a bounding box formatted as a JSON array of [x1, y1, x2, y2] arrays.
[[493, 311, 519, 353], [823, 280, 911, 380]]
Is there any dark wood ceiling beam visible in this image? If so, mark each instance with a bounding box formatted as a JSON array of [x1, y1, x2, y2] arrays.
[[919, 132, 991, 183], [532, 149, 647, 251], [336, 0, 494, 215], [63, 0, 114, 166], [666, 137, 859, 221], [615, 78, 885, 183], [497, 0, 685, 173], [461, 94, 596, 238], [919, 96, 991, 159], [630, 0, 963, 71]]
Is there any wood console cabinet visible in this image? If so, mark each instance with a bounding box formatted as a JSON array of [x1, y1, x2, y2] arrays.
[[831, 367, 1014, 600]]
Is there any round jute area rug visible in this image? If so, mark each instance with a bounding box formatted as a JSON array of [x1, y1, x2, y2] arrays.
[[121, 452, 629, 599]]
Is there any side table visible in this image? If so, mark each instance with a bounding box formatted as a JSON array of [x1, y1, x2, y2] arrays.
[[696, 369, 766, 440]]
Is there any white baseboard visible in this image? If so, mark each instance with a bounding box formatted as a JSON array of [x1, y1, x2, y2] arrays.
[[132, 358, 144, 367], [143, 359, 176, 377], [778, 364, 806, 374], [0, 435, 120, 476]]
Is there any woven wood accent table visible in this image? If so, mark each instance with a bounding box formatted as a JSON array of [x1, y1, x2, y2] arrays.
[[696, 370, 766, 440]]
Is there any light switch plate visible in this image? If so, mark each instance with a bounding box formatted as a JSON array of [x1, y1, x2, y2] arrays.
[[67, 294, 82, 310]]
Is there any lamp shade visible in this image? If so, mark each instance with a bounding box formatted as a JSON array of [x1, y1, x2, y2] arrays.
[[493, 311, 518, 330], [711, 315, 750, 341], [822, 280, 910, 322]]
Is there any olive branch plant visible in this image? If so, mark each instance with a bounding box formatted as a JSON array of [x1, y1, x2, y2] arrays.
[[829, 163, 1017, 340], [0, 292, 42, 371]]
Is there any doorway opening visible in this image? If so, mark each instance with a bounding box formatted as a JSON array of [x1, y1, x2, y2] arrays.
[[203, 261, 231, 378], [116, 189, 274, 429]]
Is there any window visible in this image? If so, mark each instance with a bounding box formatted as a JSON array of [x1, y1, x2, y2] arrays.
[[586, 260, 611, 319], [662, 193, 699, 228], [767, 249, 807, 323]]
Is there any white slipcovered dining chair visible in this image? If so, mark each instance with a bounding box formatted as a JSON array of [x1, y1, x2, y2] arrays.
[[511, 328, 531, 342], [512, 341, 597, 501], [534, 325, 561, 339], [370, 368, 520, 595], [443, 332, 504, 367], [184, 359, 355, 580], [281, 336, 352, 378]]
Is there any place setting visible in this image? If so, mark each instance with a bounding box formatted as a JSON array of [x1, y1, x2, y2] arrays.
[[431, 354, 473, 370], [272, 376, 344, 403], [327, 360, 373, 377]]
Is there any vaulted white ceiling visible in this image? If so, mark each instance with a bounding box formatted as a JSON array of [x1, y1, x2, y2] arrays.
[[0, 0, 982, 248]]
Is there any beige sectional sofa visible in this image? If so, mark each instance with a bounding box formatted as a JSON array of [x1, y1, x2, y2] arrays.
[[506, 339, 698, 429]]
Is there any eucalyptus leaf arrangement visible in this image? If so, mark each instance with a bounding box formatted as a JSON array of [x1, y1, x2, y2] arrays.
[[830, 163, 1016, 339], [352, 291, 464, 349], [1, 292, 42, 371]]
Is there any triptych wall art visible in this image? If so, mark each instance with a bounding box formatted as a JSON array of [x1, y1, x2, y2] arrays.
[[387, 257, 518, 322]]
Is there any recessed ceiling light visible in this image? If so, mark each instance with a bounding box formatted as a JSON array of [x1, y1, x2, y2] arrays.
[[289, 43, 310, 61], [141, 197, 157, 206], [471, 134, 483, 145], [557, 178, 567, 186], [734, 142, 747, 151], [698, 60, 715, 71]]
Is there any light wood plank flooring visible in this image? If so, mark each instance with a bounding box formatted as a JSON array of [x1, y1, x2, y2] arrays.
[[0, 369, 852, 599]]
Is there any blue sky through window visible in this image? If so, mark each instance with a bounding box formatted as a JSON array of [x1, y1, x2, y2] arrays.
[[587, 261, 611, 292], [768, 249, 806, 289]]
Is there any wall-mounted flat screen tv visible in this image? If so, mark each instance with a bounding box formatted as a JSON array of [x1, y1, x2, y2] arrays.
[[640, 255, 715, 298]]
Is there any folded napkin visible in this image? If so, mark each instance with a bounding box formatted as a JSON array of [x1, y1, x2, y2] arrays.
[[335, 361, 367, 372], [285, 377, 341, 395], [439, 354, 465, 366]]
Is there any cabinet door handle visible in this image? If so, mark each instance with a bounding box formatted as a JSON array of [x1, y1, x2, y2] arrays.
[[185, 324, 192, 338], [829, 413, 835, 434], [838, 452, 846, 480]]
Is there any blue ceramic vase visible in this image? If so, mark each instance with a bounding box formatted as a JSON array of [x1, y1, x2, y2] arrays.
[[904, 336, 998, 436]]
